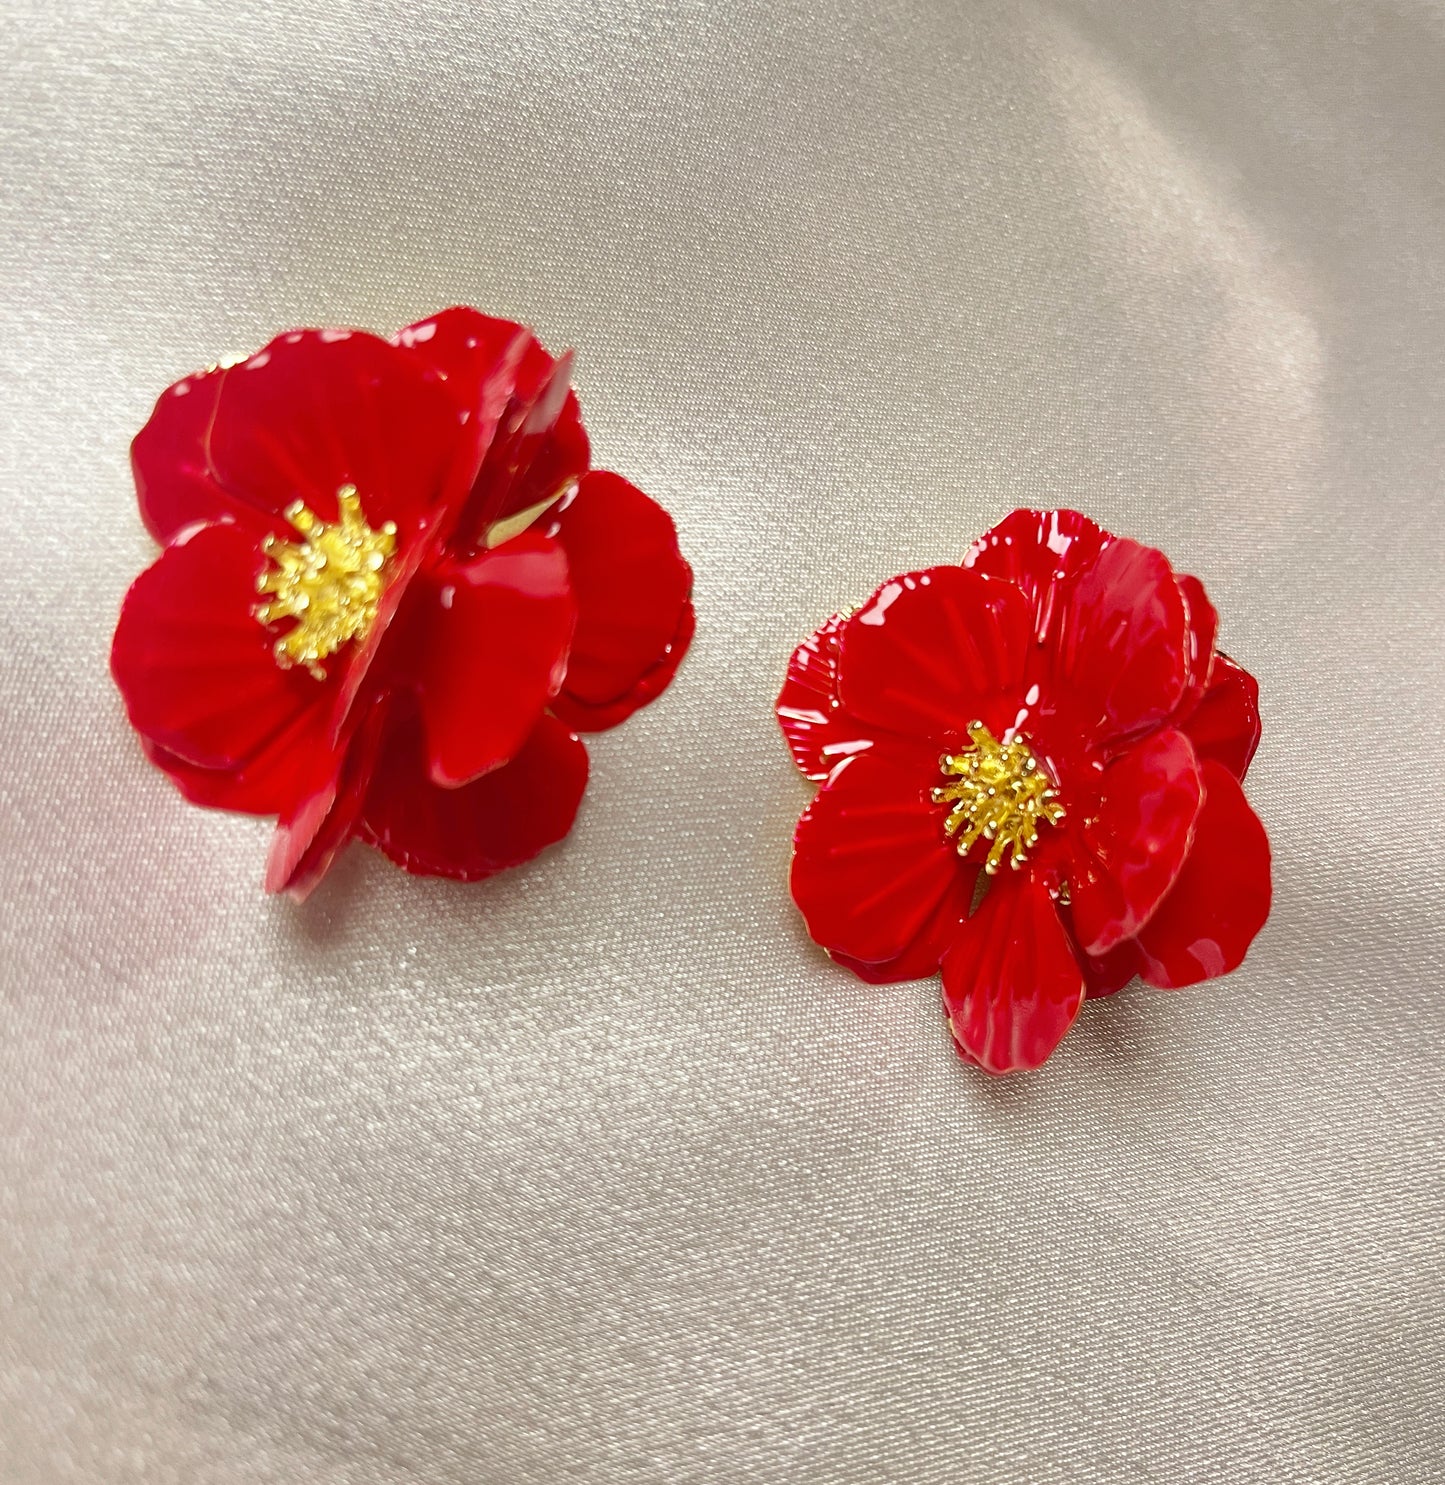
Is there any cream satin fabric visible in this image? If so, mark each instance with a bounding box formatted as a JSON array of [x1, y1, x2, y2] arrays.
[[3, 3, 1443, 1481]]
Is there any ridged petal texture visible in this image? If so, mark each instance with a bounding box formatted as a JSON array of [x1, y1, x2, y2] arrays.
[[791, 746, 963, 968], [1067, 729, 1204, 956], [942, 875, 1087, 1074], [111, 523, 324, 770], [359, 712, 589, 882], [777, 610, 852, 782], [134, 329, 466, 546], [412, 534, 576, 788], [837, 567, 1032, 741], [548, 471, 695, 731]]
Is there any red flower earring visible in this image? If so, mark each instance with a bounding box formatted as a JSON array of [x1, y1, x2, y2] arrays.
[[112, 308, 693, 897], [778, 509, 1270, 1075]]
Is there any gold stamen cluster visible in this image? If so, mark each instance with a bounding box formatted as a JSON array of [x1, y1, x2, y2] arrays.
[[255, 484, 397, 679], [932, 721, 1066, 875]]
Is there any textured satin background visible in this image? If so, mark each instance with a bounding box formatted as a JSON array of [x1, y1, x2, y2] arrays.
[[3, 2, 1444, 1480]]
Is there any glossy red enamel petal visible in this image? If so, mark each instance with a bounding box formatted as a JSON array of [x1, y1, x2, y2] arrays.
[[1079, 936, 1143, 998], [549, 599, 696, 734], [543, 471, 692, 725], [961, 507, 1112, 641], [111, 522, 325, 770], [777, 610, 846, 781], [496, 386, 590, 532], [460, 338, 591, 544], [1175, 573, 1219, 718], [941, 874, 1086, 1074], [1180, 652, 1262, 781], [131, 366, 248, 543], [775, 609, 895, 783], [1052, 902, 1141, 998], [827, 859, 977, 983], [140, 700, 336, 818], [412, 532, 576, 788], [200, 330, 465, 542], [359, 712, 589, 881], [392, 308, 555, 542], [263, 704, 383, 900], [790, 746, 969, 967], [141, 741, 282, 816], [1132, 760, 1271, 988], [836, 568, 1032, 746], [392, 306, 532, 411], [1068, 728, 1204, 956], [1042, 538, 1190, 752]]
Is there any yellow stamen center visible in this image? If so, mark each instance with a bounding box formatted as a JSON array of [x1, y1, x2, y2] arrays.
[[255, 485, 397, 679], [932, 721, 1066, 875]]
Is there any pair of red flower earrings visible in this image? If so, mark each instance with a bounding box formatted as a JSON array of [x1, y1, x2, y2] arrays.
[[112, 307, 1271, 1074]]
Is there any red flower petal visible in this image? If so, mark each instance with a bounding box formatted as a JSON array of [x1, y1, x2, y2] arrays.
[[263, 703, 385, 899], [135, 330, 469, 547], [359, 712, 588, 881], [111, 522, 324, 770], [1133, 760, 1271, 988], [140, 701, 335, 817], [453, 332, 591, 545], [836, 568, 1032, 745], [131, 367, 231, 543], [1049, 901, 1142, 998], [775, 610, 893, 783], [392, 306, 532, 413], [827, 860, 977, 983], [411, 533, 576, 788], [777, 610, 846, 781], [393, 307, 584, 546], [1175, 573, 1219, 718], [1077, 933, 1142, 999], [1068, 728, 1204, 956], [549, 599, 696, 734], [141, 740, 281, 816], [488, 380, 589, 534], [1051, 901, 1143, 998], [1180, 652, 1262, 781], [941, 875, 1086, 1074], [1043, 538, 1190, 752], [790, 746, 969, 967], [540, 471, 693, 729], [961, 507, 1111, 641]]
